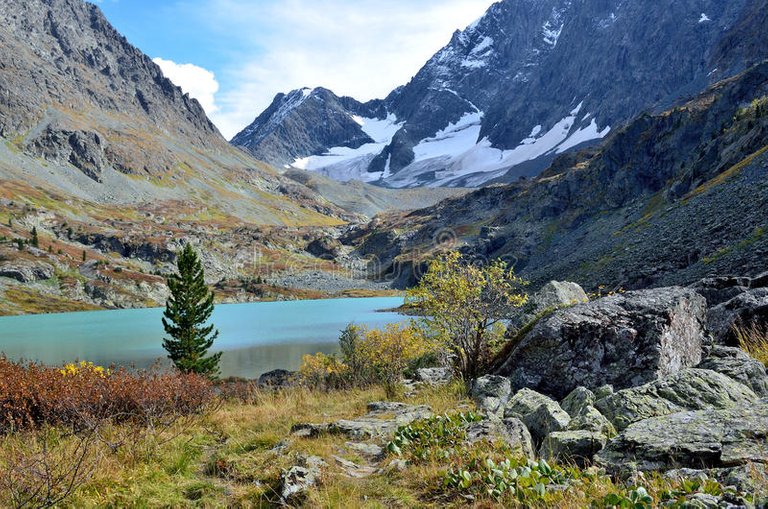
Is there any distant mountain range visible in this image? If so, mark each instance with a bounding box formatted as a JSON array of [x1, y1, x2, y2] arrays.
[[232, 0, 768, 188]]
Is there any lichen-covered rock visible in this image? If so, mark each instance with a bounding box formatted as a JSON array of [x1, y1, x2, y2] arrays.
[[469, 375, 512, 415], [495, 287, 706, 399], [0, 261, 55, 283], [280, 455, 326, 501], [567, 406, 616, 437], [510, 281, 589, 329], [596, 401, 768, 473], [503, 388, 570, 442], [540, 430, 607, 465], [697, 346, 768, 397], [595, 368, 759, 430], [465, 416, 535, 459], [707, 288, 768, 345], [560, 387, 596, 417]]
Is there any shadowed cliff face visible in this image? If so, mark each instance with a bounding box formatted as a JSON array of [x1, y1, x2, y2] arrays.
[[233, 0, 768, 189], [348, 62, 768, 290]]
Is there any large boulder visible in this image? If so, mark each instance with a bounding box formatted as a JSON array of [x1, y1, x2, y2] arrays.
[[495, 287, 707, 399], [707, 288, 768, 345], [469, 375, 512, 415], [510, 281, 589, 329], [697, 346, 768, 397], [503, 389, 570, 442], [594, 368, 759, 430], [596, 401, 768, 473]]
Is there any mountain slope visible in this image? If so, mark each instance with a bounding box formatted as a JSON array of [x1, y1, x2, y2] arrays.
[[348, 62, 768, 289], [0, 0, 352, 225], [233, 0, 768, 189]]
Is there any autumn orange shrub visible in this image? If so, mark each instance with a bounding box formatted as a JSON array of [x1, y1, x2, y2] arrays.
[[0, 356, 214, 432]]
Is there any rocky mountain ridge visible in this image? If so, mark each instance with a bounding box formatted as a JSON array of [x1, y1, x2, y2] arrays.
[[346, 61, 768, 290], [233, 0, 768, 188]]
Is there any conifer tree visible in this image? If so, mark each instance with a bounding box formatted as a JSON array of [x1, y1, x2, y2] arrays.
[[162, 243, 221, 377], [30, 227, 39, 248]]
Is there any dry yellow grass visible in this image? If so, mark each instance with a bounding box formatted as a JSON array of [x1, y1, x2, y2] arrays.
[[734, 324, 768, 366]]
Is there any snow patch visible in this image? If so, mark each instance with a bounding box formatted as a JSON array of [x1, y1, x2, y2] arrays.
[[556, 118, 611, 153], [387, 105, 611, 188], [542, 21, 564, 47], [413, 112, 483, 160], [291, 114, 403, 182], [699, 13, 711, 23]]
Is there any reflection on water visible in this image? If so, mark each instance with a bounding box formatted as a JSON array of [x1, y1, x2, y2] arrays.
[[0, 297, 404, 378]]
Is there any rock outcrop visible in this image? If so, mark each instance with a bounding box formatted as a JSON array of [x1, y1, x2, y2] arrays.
[[495, 288, 707, 399], [594, 368, 759, 430], [596, 401, 768, 473], [707, 288, 768, 345], [0, 261, 55, 283]]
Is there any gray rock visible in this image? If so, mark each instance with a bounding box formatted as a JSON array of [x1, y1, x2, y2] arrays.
[[495, 287, 707, 399], [469, 375, 512, 415], [707, 288, 768, 345], [280, 455, 326, 501], [511, 281, 589, 329], [596, 400, 768, 473], [414, 367, 453, 385], [258, 369, 296, 388], [465, 416, 535, 459], [292, 402, 432, 440], [697, 346, 768, 397], [595, 368, 759, 430], [345, 442, 384, 461], [594, 385, 614, 400], [0, 261, 54, 283], [540, 430, 607, 466], [567, 406, 616, 437], [560, 387, 596, 417], [503, 388, 570, 442], [684, 493, 721, 509], [665, 464, 768, 495], [689, 276, 752, 307]]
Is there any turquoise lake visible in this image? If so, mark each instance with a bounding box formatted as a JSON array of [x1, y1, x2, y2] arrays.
[[0, 297, 405, 378]]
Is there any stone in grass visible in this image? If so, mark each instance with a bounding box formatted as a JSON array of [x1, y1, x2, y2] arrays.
[[280, 455, 326, 501], [469, 375, 512, 416], [414, 367, 453, 385], [539, 430, 608, 466], [465, 416, 535, 459], [503, 388, 570, 443]]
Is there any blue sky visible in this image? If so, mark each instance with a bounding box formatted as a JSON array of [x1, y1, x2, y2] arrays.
[[94, 0, 496, 138]]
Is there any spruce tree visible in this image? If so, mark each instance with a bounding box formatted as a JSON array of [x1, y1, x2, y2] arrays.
[[162, 243, 222, 377], [30, 227, 39, 248]]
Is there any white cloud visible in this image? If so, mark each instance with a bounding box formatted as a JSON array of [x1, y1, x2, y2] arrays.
[[194, 0, 497, 139], [152, 57, 220, 116]]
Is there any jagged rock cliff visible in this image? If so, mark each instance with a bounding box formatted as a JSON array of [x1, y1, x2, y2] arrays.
[[233, 0, 768, 188]]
